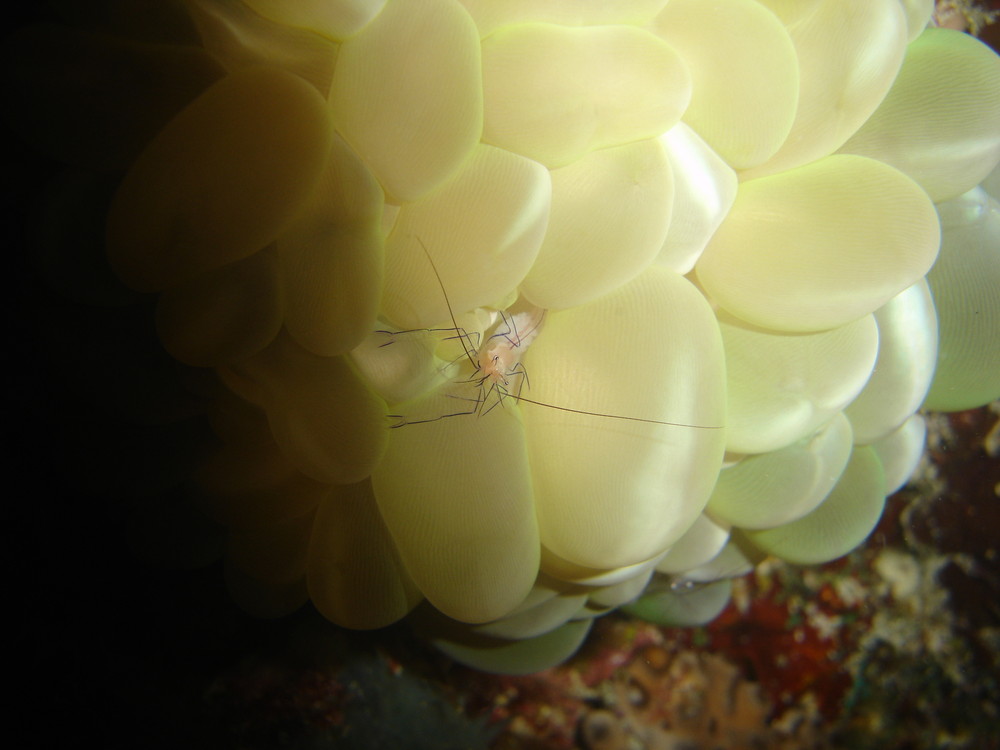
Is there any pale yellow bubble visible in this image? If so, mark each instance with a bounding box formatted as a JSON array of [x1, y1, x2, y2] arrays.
[[520, 139, 673, 310], [871, 414, 926, 494], [676, 539, 758, 584], [721, 313, 878, 454], [203, 385, 274, 448], [839, 28, 1000, 202], [481, 22, 690, 167], [522, 267, 726, 569], [242, 0, 386, 40], [185, 0, 341, 93], [923, 188, 1000, 410], [624, 579, 733, 627], [107, 66, 333, 292], [844, 280, 937, 444], [330, 0, 482, 201], [540, 546, 667, 588], [751, 0, 823, 25], [708, 412, 853, 529], [307, 481, 422, 630], [895, 0, 935, 41], [417, 614, 593, 674], [649, 0, 799, 169], [746, 0, 907, 178], [371, 404, 540, 624], [587, 570, 653, 609], [742, 446, 886, 565], [471, 585, 589, 640], [458, 0, 669, 36], [698, 154, 940, 332], [219, 330, 389, 485], [655, 124, 738, 274], [277, 133, 384, 357], [382, 144, 550, 329], [350, 328, 448, 407], [983, 161, 1000, 202], [655, 513, 730, 575]]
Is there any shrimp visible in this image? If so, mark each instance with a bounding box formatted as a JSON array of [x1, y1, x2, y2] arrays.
[[469, 305, 545, 415], [379, 237, 723, 432]]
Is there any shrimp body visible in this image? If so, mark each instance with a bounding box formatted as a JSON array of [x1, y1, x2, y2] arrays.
[[371, 299, 546, 426], [382, 237, 721, 432], [476, 308, 545, 392]]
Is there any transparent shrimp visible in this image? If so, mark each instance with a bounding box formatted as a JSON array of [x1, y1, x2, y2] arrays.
[[374, 237, 723, 432], [468, 303, 545, 415]]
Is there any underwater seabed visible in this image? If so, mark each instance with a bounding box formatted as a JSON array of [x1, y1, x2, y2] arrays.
[[6, 2, 1000, 750]]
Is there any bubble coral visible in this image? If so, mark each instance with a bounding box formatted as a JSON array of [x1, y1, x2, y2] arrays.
[[8, 0, 1000, 673]]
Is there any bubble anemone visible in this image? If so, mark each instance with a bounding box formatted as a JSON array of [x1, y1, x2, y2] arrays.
[[9, 0, 1000, 674]]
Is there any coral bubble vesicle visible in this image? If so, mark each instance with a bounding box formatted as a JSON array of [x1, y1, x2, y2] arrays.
[[381, 143, 551, 329], [522, 268, 726, 570], [745, 0, 908, 178], [155, 245, 285, 367], [844, 280, 938, 444], [655, 123, 739, 274], [307, 480, 422, 631], [923, 188, 1000, 411], [696, 154, 940, 332], [839, 28, 1000, 202], [649, 0, 800, 169], [720, 311, 879, 454], [708, 412, 854, 530], [480, 22, 691, 167], [19, 0, 1000, 674], [221, 331, 389, 486], [371, 402, 540, 624], [276, 131, 386, 358], [329, 0, 483, 202], [242, 0, 387, 40], [741, 446, 887, 566], [106, 65, 334, 292], [519, 138, 674, 310], [458, 0, 672, 36]]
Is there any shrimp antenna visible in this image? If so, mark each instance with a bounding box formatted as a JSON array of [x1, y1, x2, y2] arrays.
[[512, 394, 723, 430], [414, 237, 478, 371]]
